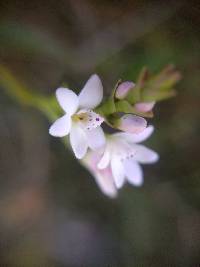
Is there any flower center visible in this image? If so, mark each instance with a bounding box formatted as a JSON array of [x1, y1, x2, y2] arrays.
[[110, 138, 136, 162], [72, 109, 104, 130], [72, 112, 88, 122]]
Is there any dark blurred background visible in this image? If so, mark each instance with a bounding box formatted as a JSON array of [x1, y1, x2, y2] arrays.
[[0, 0, 200, 266]]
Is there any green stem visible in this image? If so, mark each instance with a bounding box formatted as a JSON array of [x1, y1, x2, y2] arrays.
[[0, 65, 60, 121]]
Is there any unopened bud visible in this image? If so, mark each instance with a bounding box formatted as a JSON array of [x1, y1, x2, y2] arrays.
[[135, 101, 155, 113], [116, 114, 147, 134], [115, 81, 135, 99]]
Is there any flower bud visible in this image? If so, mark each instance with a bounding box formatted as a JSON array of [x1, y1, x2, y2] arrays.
[[117, 114, 147, 134], [115, 81, 135, 99], [135, 101, 155, 113]]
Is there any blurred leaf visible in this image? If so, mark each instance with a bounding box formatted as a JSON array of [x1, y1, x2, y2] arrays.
[[0, 22, 67, 61], [0, 65, 59, 121]]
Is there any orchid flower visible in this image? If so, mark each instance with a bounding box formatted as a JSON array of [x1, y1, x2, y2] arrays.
[[49, 74, 105, 159], [97, 125, 159, 190]]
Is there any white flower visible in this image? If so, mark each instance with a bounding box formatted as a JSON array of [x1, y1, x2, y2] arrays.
[[49, 74, 105, 159], [97, 125, 159, 189], [82, 125, 158, 198]]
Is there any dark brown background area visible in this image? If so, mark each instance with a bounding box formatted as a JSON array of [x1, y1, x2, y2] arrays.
[[0, 1, 200, 266]]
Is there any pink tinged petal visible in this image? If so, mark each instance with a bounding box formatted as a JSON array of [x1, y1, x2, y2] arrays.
[[82, 150, 102, 173], [114, 125, 154, 144], [117, 114, 147, 134], [135, 101, 155, 112], [123, 159, 143, 186], [82, 152, 117, 198], [86, 126, 106, 150], [78, 74, 103, 109], [95, 171, 118, 198], [69, 124, 88, 159], [134, 145, 159, 164], [115, 81, 135, 99], [111, 156, 125, 188], [56, 88, 79, 115], [97, 148, 111, 170], [49, 114, 71, 137]]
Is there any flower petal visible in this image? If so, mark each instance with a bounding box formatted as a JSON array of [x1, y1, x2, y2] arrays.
[[86, 126, 105, 150], [117, 114, 147, 134], [82, 151, 117, 198], [114, 125, 154, 144], [97, 147, 111, 169], [123, 159, 143, 186], [49, 114, 71, 137], [111, 156, 125, 188], [69, 124, 88, 159], [56, 88, 79, 115], [134, 145, 159, 164], [79, 74, 103, 109], [94, 171, 117, 198]]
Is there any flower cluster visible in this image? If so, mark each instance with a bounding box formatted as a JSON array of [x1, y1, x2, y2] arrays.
[[49, 68, 180, 197]]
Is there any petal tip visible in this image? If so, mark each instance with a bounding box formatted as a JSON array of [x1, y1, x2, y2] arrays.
[[55, 88, 79, 114], [92, 73, 100, 79], [133, 179, 144, 187], [153, 153, 159, 163], [49, 127, 62, 137], [79, 74, 103, 109]]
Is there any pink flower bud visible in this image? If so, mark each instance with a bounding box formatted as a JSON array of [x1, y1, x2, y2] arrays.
[[117, 114, 147, 134], [115, 81, 135, 99], [135, 101, 155, 113]]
